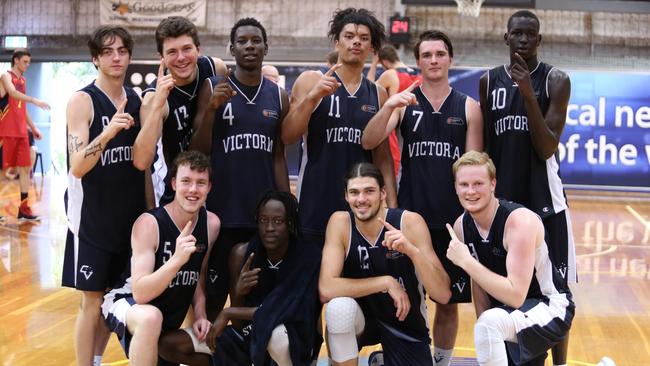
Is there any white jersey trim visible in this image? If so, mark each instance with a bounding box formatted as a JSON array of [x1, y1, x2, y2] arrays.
[[545, 156, 568, 214], [67, 172, 84, 287], [295, 131, 309, 201], [151, 138, 167, 207]]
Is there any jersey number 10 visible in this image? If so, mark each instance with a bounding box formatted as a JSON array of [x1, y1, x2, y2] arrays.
[[491, 88, 506, 110]]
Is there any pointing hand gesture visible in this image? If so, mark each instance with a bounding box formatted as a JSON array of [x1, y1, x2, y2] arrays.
[[106, 98, 135, 139], [173, 220, 197, 264], [210, 68, 237, 109], [154, 60, 175, 107], [308, 63, 342, 100], [235, 252, 260, 297], [385, 80, 420, 109], [379, 217, 416, 257], [445, 223, 472, 268]]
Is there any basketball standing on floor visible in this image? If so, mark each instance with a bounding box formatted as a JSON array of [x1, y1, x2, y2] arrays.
[[283, 8, 397, 248], [190, 17, 290, 321], [62, 26, 145, 366], [479, 10, 575, 365], [363, 30, 483, 366], [133, 16, 226, 206]]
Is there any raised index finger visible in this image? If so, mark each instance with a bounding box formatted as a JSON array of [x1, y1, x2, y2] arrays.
[[116, 98, 127, 114], [324, 63, 342, 77], [404, 79, 420, 93], [242, 252, 254, 272], [378, 217, 397, 231], [445, 223, 459, 242], [157, 60, 165, 79], [180, 220, 193, 237], [219, 68, 231, 84]]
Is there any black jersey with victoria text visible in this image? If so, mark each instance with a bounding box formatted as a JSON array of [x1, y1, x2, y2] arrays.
[[112, 206, 209, 331], [297, 73, 379, 235], [206, 75, 282, 228], [397, 87, 467, 229], [143, 56, 217, 205], [343, 208, 429, 342], [461, 200, 571, 308], [485, 63, 567, 218], [67, 82, 145, 253]]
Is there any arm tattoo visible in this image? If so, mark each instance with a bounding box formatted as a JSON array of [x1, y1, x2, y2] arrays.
[[84, 140, 104, 158], [68, 135, 83, 154]]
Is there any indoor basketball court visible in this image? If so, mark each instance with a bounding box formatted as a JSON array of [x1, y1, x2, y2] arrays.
[[0, 0, 649, 365]]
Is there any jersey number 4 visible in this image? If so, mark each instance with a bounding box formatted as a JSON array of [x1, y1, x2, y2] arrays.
[[223, 103, 234, 126]]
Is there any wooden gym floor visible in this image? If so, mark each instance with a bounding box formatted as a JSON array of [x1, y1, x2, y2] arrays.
[[0, 175, 648, 365]]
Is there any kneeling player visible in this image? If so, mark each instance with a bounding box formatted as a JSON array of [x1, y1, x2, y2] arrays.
[[446, 151, 574, 365], [101, 151, 220, 365], [158, 191, 321, 366], [319, 162, 451, 366]]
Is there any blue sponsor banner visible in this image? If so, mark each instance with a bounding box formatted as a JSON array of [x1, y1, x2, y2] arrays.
[[561, 71, 650, 190], [447, 68, 650, 191]]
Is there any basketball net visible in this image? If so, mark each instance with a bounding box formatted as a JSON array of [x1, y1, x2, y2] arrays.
[[455, 0, 485, 17]]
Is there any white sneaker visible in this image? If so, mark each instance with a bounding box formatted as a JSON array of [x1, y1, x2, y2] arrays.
[[596, 356, 616, 366]]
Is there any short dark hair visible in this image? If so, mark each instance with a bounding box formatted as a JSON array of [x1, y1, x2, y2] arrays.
[[328, 8, 385, 53], [88, 25, 133, 59], [170, 150, 212, 182], [255, 190, 300, 239], [414, 30, 454, 59], [11, 48, 31, 66], [155, 16, 200, 54], [507, 10, 540, 32], [345, 162, 384, 189], [230, 17, 268, 46], [378, 45, 400, 63]]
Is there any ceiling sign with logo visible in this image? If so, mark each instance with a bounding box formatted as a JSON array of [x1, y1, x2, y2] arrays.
[[100, 0, 207, 27]]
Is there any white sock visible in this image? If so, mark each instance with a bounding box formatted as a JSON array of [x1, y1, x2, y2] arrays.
[[433, 347, 453, 366], [93, 355, 102, 366], [554, 364, 568, 366]]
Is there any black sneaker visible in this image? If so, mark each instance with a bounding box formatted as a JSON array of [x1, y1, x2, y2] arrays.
[[368, 351, 384, 366]]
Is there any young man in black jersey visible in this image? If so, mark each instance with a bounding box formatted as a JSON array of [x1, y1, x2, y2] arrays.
[[63, 25, 145, 366], [133, 16, 226, 206], [363, 30, 483, 366], [156, 191, 321, 366], [319, 162, 450, 366], [102, 151, 220, 366], [283, 8, 397, 250], [190, 17, 290, 322], [479, 11, 575, 366], [446, 151, 573, 366]]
